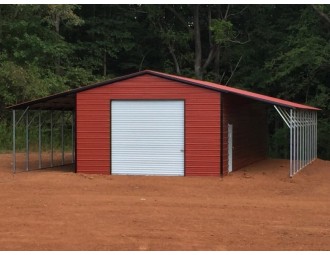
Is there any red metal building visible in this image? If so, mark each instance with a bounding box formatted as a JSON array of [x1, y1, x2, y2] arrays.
[[8, 70, 319, 177]]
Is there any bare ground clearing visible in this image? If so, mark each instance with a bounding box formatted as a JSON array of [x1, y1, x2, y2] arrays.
[[0, 153, 329, 251]]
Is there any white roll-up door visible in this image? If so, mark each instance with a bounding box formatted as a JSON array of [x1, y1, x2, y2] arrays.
[[111, 100, 184, 176]]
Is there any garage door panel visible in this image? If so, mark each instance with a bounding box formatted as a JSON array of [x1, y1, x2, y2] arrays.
[[111, 100, 184, 176]]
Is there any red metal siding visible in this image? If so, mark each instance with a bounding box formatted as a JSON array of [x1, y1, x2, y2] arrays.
[[76, 74, 221, 176], [222, 94, 268, 174]]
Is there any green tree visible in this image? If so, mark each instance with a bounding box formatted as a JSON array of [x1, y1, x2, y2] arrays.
[[0, 4, 329, 159]]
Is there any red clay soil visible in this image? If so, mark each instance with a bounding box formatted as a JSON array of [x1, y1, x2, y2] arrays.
[[0, 152, 329, 251]]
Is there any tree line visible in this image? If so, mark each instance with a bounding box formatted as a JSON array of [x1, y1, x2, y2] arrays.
[[0, 4, 329, 159]]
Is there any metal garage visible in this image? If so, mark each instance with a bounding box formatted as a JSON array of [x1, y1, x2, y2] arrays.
[[7, 70, 320, 177]]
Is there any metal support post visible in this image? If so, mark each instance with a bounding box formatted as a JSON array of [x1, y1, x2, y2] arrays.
[[303, 112, 306, 167], [50, 111, 54, 167], [302, 111, 304, 168], [306, 112, 308, 164], [264, 106, 318, 176], [296, 111, 299, 173], [293, 109, 296, 175], [310, 112, 312, 162], [307, 112, 309, 164], [297, 110, 299, 173], [299, 111, 302, 171], [312, 112, 314, 160], [38, 111, 42, 169], [312, 112, 314, 159], [26, 109, 29, 171], [289, 109, 293, 177], [13, 110, 16, 173], [300, 111, 303, 169], [314, 112, 316, 160], [310, 112, 312, 161], [311, 112, 313, 160], [308, 112, 313, 162], [61, 111, 64, 165], [315, 112, 317, 159], [71, 111, 74, 164], [308, 112, 310, 162]]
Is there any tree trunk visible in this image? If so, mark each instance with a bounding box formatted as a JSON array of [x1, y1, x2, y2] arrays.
[[55, 13, 61, 75], [214, 45, 221, 82], [193, 5, 202, 79], [207, 5, 213, 49], [103, 50, 107, 77], [55, 13, 60, 34], [169, 46, 181, 75], [312, 5, 330, 24]]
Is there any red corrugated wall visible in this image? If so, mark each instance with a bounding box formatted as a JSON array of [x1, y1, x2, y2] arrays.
[[222, 94, 268, 174], [76, 74, 221, 176]]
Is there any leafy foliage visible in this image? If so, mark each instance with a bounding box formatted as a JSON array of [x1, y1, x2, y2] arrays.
[[210, 19, 234, 44], [0, 4, 329, 159]]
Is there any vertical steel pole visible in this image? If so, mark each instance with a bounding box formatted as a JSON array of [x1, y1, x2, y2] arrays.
[[38, 111, 42, 169], [300, 111, 302, 170], [314, 112, 316, 160], [292, 110, 297, 175], [296, 110, 299, 174], [302, 111, 304, 169], [26, 109, 29, 171], [303, 111, 307, 167], [315, 112, 317, 159], [303, 111, 306, 168], [307, 112, 309, 164], [297, 111, 299, 173], [13, 110, 16, 173], [50, 111, 53, 167], [306, 112, 308, 164], [298, 111, 301, 172], [311, 112, 314, 160], [310, 112, 312, 161], [292, 110, 294, 175], [289, 109, 293, 177], [61, 111, 64, 165], [312, 112, 314, 160], [299, 112, 304, 170], [296, 111, 299, 173], [303, 112, 305, 167], [305, 112, 307, 166], [308, 112, 310, 163], [71, 111, 74, 164]]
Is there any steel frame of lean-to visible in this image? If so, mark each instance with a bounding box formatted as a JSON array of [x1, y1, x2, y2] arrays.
[[11, 105, 317, 177], [274, 106, 317, 177], [12, 108, 75, 173]]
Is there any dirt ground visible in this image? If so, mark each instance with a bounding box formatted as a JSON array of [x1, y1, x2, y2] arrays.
[[0, 153, 329, 251]]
